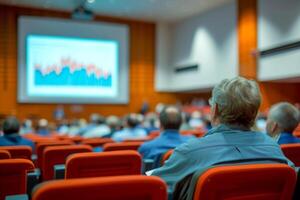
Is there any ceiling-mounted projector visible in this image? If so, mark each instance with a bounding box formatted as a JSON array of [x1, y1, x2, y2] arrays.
[[72, 4, 94, 20]]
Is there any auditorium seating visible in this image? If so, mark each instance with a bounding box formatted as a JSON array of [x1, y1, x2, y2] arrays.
[[103, 141, 143, 151], [32, 176, 167, 200], [65, 150, 142, 179], [293, 123, 300, 138], [81, 138, 114, 148], [180, 130, 205, 138], [36, 141, 74, 168], [281, 144, 300, 166], [41, 145, 92, 181], [0, 146, 32, 160], [0, 159, 34, 200], [148, 130, 160, 139], [184, 164, 296, 200], [0, 150, 11, 159], [123, 137, 152, 142]]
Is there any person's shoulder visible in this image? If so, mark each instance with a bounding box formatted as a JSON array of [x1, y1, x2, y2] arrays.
[[0, 136, 8, 144], [174, 137, 204, 154], [140, 137, 161, 149]]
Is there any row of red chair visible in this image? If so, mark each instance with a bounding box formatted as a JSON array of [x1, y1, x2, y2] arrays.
[[1, 159, 296, 200], [31, 164, 297, 200]]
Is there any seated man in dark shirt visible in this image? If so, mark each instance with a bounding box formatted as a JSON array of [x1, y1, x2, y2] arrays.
[[138, 106, 193, 163], [266, 102, 300, 144], [151, 77, 293, 193], [0, 116, 35, 150]]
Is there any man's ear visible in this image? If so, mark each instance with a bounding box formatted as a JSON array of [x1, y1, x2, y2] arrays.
[[271, 122, 279, 134], [211, 104, 220, 126]]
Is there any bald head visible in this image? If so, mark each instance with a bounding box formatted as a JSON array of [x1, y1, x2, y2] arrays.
[[159, 106, 182, 130], [268, 102, 300, 133]]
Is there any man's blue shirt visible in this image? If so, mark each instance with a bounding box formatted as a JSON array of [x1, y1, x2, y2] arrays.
[[278, 132, 300, 145], [138, 130, 193, 160], [0, 134, 35, 150], [151, 124, 294, 192]]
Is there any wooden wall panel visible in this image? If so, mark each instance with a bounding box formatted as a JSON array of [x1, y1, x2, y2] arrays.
[[238, 0, 257, 79], [237, 0, 300, 111], [0, 5, 207, 120]]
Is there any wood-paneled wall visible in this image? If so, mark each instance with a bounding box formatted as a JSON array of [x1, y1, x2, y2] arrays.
[[237, 0, 300, 110], [1, 2, 299, 120], [0, 5, 208, 120]]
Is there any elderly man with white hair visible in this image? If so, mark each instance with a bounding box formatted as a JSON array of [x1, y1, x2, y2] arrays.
[[151, 77, 293, 194], [267, 102, 300, 144]]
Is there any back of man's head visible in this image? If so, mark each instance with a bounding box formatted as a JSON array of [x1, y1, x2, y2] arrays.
[[160, 106, 182, 130], [3, 116, 20, 135], [210, 76, 261, 129], [268, 102, 300, 133], [126, 114, 139, 128]]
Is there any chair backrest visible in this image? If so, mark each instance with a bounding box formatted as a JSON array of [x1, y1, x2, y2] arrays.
[[81, 138, 114, 148], [42, 145, 92, 181], [103, 142, 143, 151], [65, 150, 142, 179], [191, 164, 296, 200], [281, 144, 300, 166], [0, 150, 11, 159], [0, 159, 34, 200], [293, 123, 300, 138], [0, 146, 32, 160], [36, 141, 73, 168], [123, 137, 152, 142], [148, 130, 160, 139], [161, 149, 174, 165], [32, 175, 167, 200], [180, 130, 205, 138]]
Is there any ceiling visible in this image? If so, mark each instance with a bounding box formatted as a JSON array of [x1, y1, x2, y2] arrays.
[[0, 0, 234, 22]]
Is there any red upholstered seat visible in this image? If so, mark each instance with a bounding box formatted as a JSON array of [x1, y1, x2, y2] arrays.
[[281, 144, 300, 167], [41, 145, 92, 180], [32, 175, 167, 200], [81, 138, 114, 148], [0, 159, 35, 200], [0, 146, 32, 160], [65, 150, 142, 179], [0, 150, 11, 159], [103, 142, 143, 151], [192, 164, 296, 200], [36, 141, 73, 168]]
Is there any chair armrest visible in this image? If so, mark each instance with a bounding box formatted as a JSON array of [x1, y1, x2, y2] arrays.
[[54, 164, 65, 179], [142, 159, 154, 174], [5, 194, 28, 200], [27, 168, 41, 197]]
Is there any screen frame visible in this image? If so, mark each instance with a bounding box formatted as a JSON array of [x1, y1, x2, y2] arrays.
[[18, 16, 129, 104]]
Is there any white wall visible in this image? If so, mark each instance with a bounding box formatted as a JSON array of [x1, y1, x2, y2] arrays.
[[155, 2, 237, 92], [258, 0, 300, 81]]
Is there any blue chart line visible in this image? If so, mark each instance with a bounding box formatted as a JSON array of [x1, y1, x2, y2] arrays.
[[34, 58, 112, 87]]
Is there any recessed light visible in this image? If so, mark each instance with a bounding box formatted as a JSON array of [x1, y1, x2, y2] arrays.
[[87, 0, 95, 4]]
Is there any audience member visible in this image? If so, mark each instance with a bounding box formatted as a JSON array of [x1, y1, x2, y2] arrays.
[[179, 112, 192, 131], [36, 118, 50, 135], [139, 106, 193, 164], [151, 77, 293, 193], [112, 113, 147, 142], [103, 115, 121, 138], [189, 111, 203, 129], [0, 116, 35, 150], [83, 114, 110, 138], [143, 112, 160, 134], [266, 102, 300, 144], [19, 119, 33, 135]]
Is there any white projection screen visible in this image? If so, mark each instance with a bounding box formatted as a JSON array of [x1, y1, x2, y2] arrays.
[[18, 16, 129, 104]]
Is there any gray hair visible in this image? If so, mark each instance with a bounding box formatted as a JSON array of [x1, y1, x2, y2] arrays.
[[268, 102, 300, 133], [210, 76, 261, 128]]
